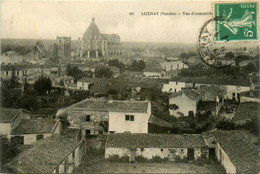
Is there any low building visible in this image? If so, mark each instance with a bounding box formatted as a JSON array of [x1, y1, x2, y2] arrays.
[[105, 133, 207, 162], [0, 109, 31, 136], [169, 89, 200, 117], [164, 76, 251, 101], [65, 98, 151, 134], [143, 63, 163, 78], [10, 119, 63, 145], [212, 130, 258, 174], [5, 135, 85, 173], [162, 81, 186, 93], [160, 61, 188, 79]]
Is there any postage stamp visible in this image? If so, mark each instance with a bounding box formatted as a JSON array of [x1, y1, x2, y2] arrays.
[[214, 2, 258, 41]]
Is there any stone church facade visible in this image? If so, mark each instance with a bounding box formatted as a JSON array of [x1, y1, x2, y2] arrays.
[[80, 18, 122, 59]]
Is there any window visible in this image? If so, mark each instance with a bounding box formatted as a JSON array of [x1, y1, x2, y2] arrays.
[[161, 149, 163, 152], [125, 115, 134, 121], [86, 130, 91, 135], [86, 115, 90, 122], [6, 71, 8, 76], [176, 82, 178, 85], [17, 71, 19, 75], [174, 89, 177, 93], [141, 148, 144, 152], [36, 134, 43, 140]]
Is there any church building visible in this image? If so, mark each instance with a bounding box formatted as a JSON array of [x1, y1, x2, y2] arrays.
[[80, 18, 122, 59]]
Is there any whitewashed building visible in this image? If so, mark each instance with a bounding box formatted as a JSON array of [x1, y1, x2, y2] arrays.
[[6, 135, 85, 173], [169, 89, 200, 117], [10, 119, 63, 145], [105, 133, 208, 162], [65, 98, 151, 134], [0, 109, 31, 136], [160, 61, 188, 79]]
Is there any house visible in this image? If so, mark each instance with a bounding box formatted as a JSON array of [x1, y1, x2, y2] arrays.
[[0, 109, 31, 136], [232, 102, 260, 126], [10, 119, 63, 145], [143, 63, 163, 78], [105, 133, 208, 162], [164, 76, 251, 101], [64, 98, 151, 134], [209, 130, 259, 174], [5, 135, 85, 173], [169, 89, 200, 117], [160, 61, 188, 79]]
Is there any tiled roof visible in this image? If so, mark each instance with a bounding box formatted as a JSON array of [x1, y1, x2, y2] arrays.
[[6, 135, 79, 173], [233, 102, 260, 123], [170, 89, 200, 100], [77, 77, 117, 94], [68, 98, 149, 113], [213, 130, 258, 174], [106, 133, 205, 148], [11, 119, 58, 135], [0, 109, 25, 123], [148, 115, 173, 128], [143, 63, 163, 73]]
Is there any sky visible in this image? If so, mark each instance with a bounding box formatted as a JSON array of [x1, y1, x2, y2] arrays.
[[1, 1, 213, 43]]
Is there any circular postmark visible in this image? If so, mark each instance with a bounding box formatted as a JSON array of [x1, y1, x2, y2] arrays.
[[198, 17, 235, 68]]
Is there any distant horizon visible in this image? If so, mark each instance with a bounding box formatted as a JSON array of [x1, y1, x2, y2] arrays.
[[1, 38, 196, 45]]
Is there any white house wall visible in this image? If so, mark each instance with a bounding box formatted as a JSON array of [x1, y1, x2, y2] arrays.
[[225, 85, 250, 100], [108, 112, 149, 133], [143, 72, 162, 78], [105, 147, 202, 160], [215, 142, 236, 174], [169, 93, 197, 117], [162, 81, 186, 93], [0, 123, 11, 136]]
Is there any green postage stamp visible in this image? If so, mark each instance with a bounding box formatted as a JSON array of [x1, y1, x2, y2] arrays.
[[214, 2, 258, 41]]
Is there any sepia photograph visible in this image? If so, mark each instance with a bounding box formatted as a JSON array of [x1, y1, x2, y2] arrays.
[[0, 0, 259, 173]]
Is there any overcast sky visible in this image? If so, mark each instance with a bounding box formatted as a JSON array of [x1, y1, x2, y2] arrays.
[[1, 1, 213, 43]]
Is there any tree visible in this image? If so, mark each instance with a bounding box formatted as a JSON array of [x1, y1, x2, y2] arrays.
[[242, 63, 257, 73], [33, 76, 52, 95], [95, 66, 113, 78], [67, 65, 85, 82], [129, 60, 146, 71], [9, 67, 20, 89], [138, 60, 146, 71], [108, 59, 125, 72]]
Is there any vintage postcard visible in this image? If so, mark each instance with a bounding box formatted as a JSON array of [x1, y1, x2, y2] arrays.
[[0, 0, 259, 173]]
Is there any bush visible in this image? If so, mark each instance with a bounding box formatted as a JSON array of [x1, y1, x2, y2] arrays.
[[151, 156, 168, 162], [135, 155, 149, 162], [216, 120, 235, 130], [107, 155, 129, 163]]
